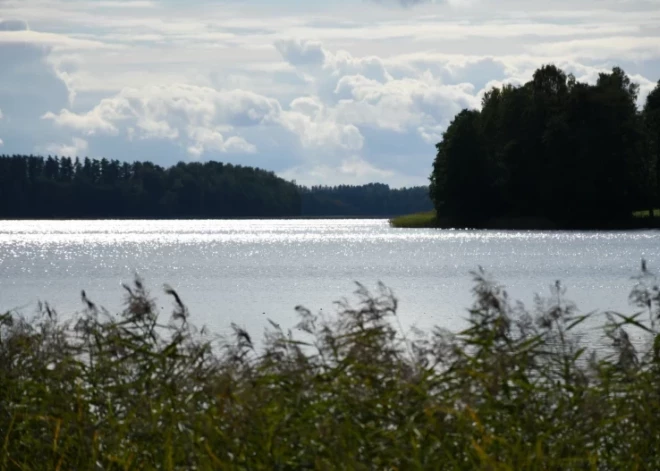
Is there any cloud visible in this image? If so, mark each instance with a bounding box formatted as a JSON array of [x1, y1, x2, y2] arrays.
[[0, 19, 29, 32], [41, 82, 365, 157], [43, 84, 280, 133], [94, 1, 157, 8], [279, 155, 398, 186], [372, 0, 438, 7], [42, 106, 122, 136], [44, 137, 89, 157], [280, 96, 365, 150], [332, 70, 479, 134], [186, 127, 257, 157], [531, 36, 660, 61], [367, 0, 446, 8], [0, 29, 112, 51], [274, 39, 326, 66]]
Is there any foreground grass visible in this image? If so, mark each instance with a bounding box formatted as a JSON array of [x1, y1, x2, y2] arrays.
[[4, 265, 660, 469], [389, 210, 438, 228]]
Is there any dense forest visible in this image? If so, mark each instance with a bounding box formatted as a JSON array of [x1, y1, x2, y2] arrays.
[[0, 157, 302, 218], [430, 65, 660, 227], [0, 155, 431, 219], [300, 184, 432, 216]]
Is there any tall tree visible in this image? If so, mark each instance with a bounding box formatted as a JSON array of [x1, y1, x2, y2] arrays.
[[644, 81, 660, 209], [430, 65, 658, 227], [431, 109, 491, 226]]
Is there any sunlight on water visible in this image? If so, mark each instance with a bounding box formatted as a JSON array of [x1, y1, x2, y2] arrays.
[[1, 219, 658, 344]]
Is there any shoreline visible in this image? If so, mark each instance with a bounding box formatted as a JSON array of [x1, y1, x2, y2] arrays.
[[3, 214, 660, 230], [389, 211, 660, 231], [0, 215, 406, 221]]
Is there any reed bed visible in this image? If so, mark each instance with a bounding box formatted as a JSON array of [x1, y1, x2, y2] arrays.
[[2, 264, 660, 470]]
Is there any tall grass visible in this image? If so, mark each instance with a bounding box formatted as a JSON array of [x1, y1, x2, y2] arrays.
[[3, 264, 660, 469], [389, 210, 438, 228]]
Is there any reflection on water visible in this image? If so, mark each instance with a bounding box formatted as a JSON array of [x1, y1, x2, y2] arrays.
[[0, 219, 657, 344]]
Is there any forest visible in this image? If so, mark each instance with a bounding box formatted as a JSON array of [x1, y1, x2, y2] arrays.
[[431, 65, 660, 227], [300, 184, 432, 217], [0, 155, 431, 219]]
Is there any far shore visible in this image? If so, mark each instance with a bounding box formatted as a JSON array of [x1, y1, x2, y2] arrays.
[[0, 215, 404, 222], [4, 213, 660, 230]]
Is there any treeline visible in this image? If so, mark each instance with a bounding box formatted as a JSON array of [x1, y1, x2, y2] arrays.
[[431, 65, 660, 227], [300, 183, 433, 217], [0, 155, 432, 219], [0, 156, 301, 218]]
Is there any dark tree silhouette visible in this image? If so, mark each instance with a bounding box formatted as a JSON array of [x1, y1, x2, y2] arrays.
[[644, 81, 660, 210], [0, 156, 432, 219], [0, 156, 302, 219], [300, 183, 432, 217], [430, 65, 658, 227]]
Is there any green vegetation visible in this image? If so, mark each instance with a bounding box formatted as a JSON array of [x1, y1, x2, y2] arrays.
[[5, 264, 660, 469], [0, 157, 301, 218], [301, 184, 432, 217], [389, 210, 438, 228], [634, 209, 660, 218], [431, 66, 660, 228], [0, 156, 432, 219]]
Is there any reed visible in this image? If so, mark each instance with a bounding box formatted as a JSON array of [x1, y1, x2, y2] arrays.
[[389, 210, 438, 228], [2, 263, 660, 469]]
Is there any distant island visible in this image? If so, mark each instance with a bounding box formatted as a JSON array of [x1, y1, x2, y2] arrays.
[[0, 155, 432, 219], [394, 65, 660, 230]]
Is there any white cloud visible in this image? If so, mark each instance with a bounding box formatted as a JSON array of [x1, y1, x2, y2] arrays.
[[43, 84, 280, 135], [339, 155, 394, 179], [280, 156, 398, 186], [0, 29, 114, 51], [186, 126, 257, 157], [41, 82, 365, 157], [368, 0, 438, 7], [280, 96, 365, 150], [44, 137, 88, 157], [532, 36, 660, 61], [330, 70, 479, 134], [274, 39, 326, 66], [42, 104, 123, 135]]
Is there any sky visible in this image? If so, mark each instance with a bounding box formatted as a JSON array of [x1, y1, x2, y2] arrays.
[[0, 0, 659, 187]]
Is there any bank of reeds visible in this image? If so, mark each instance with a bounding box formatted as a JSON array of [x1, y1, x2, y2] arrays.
[[389, 210, 438, 228], [3, 264, 660, 469]]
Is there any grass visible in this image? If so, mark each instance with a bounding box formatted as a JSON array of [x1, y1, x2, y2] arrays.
[[389, 210, 438, 228], [633, 208, 660, 218], [392, 208, 660, 229], [4, 264, 660, 469]]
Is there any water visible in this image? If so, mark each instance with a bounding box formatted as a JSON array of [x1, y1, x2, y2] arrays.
[[0, 219, 657, 341]]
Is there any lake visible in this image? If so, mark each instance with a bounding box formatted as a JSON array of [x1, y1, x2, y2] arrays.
[[0, 219, 657, 342]]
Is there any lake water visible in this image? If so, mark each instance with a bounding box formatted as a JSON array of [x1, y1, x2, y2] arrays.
[[0, 219, 657, 343]]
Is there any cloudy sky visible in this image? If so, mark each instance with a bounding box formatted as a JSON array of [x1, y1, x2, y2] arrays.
[[0, 0, 659, 187]]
